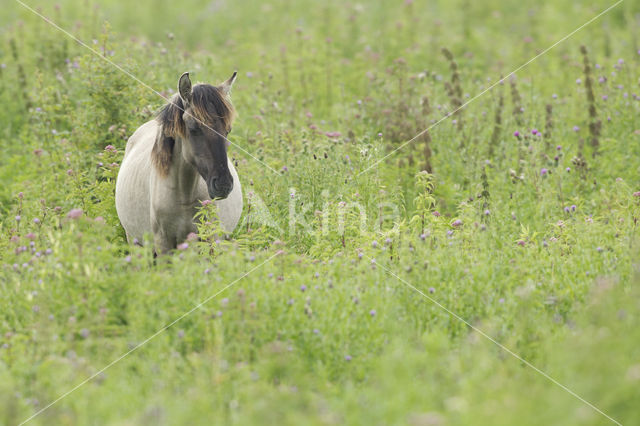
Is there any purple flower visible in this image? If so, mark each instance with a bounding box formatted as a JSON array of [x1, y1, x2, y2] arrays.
[[377, 132, 382, 137], [513, 130, 521, 138], [556, 145, 562, 151], [572, 125, 580, 132], [45, 248, 53, 255], [177, 243, 188, 250], [432, 211, 441, 217], [420, 233, 427, 241], [540, 168, 548, 176], [517, 240, 526, 246], [564, 206, 570, 213], [428, 287, 435, 294], [597, 247, 603, 253], [369, 309, 376, 317], [531, 128, 539, 136], [484, 209, 490, 216], [344, 355, 352, 361], [571, 205, 577, 212], [452, 219, 462, 227], [552, 93, 558, 99], [33, 218, 40, 225], [300, 284, 307, 292], [125, 255, 132, 262], [372, 240, 379, 248], [566, 167, 571, 172], [80, 328, 90, 339], [67, 208, 83, 219], [576, 78, 582, 84], [15, 215, 21, 222]]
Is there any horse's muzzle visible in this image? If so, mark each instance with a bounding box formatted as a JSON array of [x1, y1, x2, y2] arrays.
[[208, 175, 233, 200]]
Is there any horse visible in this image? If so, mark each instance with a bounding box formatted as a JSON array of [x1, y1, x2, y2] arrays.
[[115, 72, 242, 253]]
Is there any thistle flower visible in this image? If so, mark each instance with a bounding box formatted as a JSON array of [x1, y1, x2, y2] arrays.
[[452, 219, 462, 227], [67, 208, 83, 219], [540, 168, 548, 176], [369, 309, 376, 317]]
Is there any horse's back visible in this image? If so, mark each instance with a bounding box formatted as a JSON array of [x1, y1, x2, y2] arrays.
[[115, 120, 158, 242]]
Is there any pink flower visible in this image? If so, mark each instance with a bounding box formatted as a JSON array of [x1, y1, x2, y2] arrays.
[[67, 208, 83, 219], [177, 243, 189, 250], [451, 219, 462, 227], [432, 211, 441, 217], [186, 232, 198, 241], [201, 199, 212, 206]]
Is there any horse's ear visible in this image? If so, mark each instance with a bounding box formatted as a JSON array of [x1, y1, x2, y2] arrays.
[[178, 72, 192, 104], [219, 71, 237, 96]]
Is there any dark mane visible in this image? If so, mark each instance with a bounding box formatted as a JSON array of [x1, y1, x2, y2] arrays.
[[156, 84, 236, 138], [153, 84, 236, 175]]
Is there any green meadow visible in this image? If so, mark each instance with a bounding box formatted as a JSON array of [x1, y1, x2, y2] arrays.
[[1, 0, 639, 424]]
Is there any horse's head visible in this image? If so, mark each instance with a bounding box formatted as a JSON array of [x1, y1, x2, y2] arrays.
[[154, 72, 237, 199]]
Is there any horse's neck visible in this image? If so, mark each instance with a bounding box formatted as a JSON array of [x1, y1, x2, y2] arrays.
[[163, 139, 201, 202]]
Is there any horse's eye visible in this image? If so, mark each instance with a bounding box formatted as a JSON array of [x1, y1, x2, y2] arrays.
[[189, 126, 203, 135]]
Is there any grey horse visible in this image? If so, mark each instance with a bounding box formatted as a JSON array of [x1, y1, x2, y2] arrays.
[[115, 72, 242, 253]]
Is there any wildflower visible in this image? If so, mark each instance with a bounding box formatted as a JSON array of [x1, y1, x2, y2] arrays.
[[177, 243, 188, 250], [372, 240, 379, 248], [447, 230, 454, 236], [26, 233, 36, 240], [15, 215, 21, 222], [513, 130, 521, 137], [452, 219, 462, 227], [204, 268, 211, 274], [80, 328, 90, 339], [369, 309, 376, 317], [540, 168, 548, 176], [177, 330, 185, 339], [377, 132, 382, 137], [104, 145, 116, 152], [313, 329, 319, 334], [67, 208, 83, 219], [33, 218, 40, 225], [564, 206, 570, 213], [531, 128, 539, 136], [33, 148, 43, 156], [597, 247, 603, 253], [428, 287, 435, 294], [499, 298, 505, 304], [201, 199, 212, 206], [287, 298, 294, 305], [432, 211, 441, 217], [566, 167, 571, 172], [576, 78, 582, 84], [571, 205, 577, 212], [517, 240, 526, 246], [420, 233, 427, 241], [282, 166, 288, 172], [344, 355, 352, 361], [300, 284, 307, 292], [484, 209, 490, 216], [125, 255, 131, 262], [633, 191, 640, 197], [186, 232, 198, 241], [552, 93, 558, 99], [572, 125, 580, 132], [385, 237, 392, 245]]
